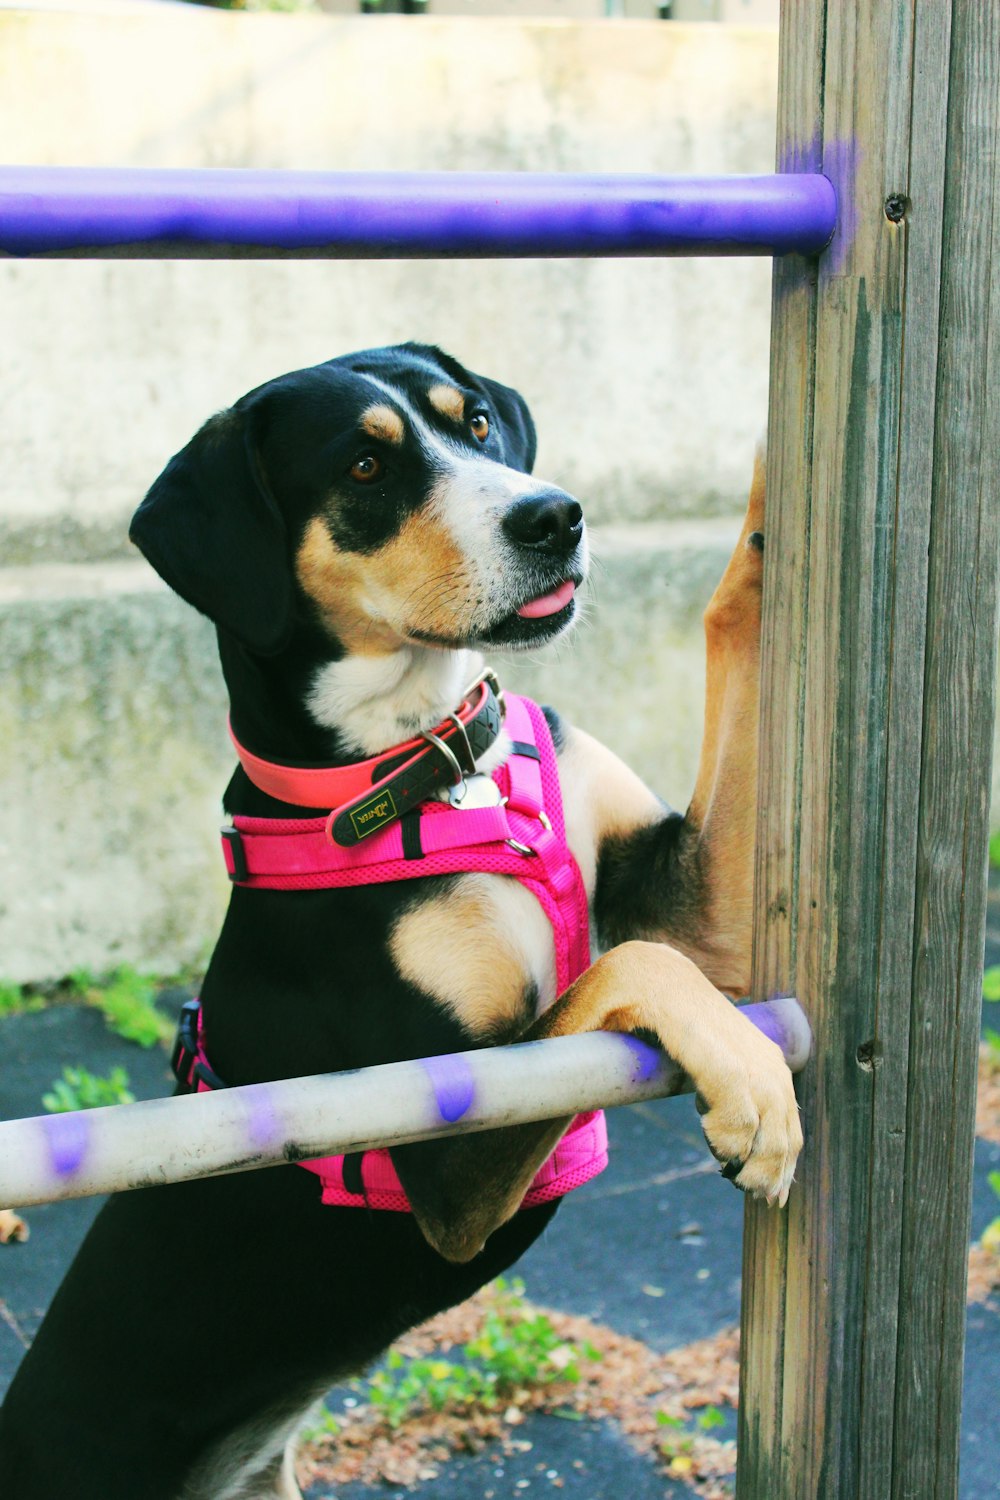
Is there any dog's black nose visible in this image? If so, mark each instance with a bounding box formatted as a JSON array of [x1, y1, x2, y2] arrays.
[[502, 491, 584, 557]]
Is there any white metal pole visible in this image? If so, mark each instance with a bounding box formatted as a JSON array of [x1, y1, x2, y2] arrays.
[[0, 998, 810, 1208]]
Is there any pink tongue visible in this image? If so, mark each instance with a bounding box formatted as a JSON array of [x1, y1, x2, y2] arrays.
[[517, 580, 576, 619]]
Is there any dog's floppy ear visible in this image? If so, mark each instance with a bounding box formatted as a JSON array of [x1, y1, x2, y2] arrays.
[[475, 374, 537, 475], [130, 400, 293, 656]]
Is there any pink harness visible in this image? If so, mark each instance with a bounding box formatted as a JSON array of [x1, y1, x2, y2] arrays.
[[178, 691, 607, 1212]]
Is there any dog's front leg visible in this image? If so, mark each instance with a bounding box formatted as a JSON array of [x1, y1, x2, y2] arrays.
[[393, 449, 794, 1264], [392, 935, 800, 1264], [591, 444, 766, 996]]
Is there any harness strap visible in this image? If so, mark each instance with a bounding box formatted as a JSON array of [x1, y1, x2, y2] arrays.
[[229, 676, 504, 847], [179, 690, 606, 1214], [171, 999, 609, 1214], [298, 1112, 609, 1212]]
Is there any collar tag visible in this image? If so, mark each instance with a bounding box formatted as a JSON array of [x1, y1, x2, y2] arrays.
[[448, 773, 505, 810]]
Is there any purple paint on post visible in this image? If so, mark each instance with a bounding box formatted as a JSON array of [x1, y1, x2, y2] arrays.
[[819, 137, 858, 275], [422, 1054, 476, 1124], [619, 1033, 663, 1082], [41, 1110, 90, 1177], [0, 167, 837, 260]]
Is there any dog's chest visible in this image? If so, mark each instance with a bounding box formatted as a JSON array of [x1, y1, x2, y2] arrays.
[[387, 774, 600, 1039]]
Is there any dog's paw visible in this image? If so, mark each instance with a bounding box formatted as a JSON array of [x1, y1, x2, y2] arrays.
[[693, 1029, 802, 1207], [0, 1208, 29, 1244]]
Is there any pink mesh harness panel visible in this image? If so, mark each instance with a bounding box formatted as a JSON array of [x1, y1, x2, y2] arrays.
[[186, 693, 607, 1212]]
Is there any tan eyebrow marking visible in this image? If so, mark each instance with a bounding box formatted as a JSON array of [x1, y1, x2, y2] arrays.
[[360, 403, 405, 445], [428, 384, 466, 422]]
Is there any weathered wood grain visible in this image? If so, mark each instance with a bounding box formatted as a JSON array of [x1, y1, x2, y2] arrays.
[[737, 2, 999, 1497], [737, 0, 826, 1482]]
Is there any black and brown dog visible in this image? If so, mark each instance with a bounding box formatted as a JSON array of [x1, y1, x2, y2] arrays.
[[0, 343, 801, 1500]]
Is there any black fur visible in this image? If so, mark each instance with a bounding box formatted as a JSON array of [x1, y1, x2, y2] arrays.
[[0, 345, 697, 1499]]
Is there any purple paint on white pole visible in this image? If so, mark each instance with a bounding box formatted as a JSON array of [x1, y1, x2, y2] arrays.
[[738, 997, 812, 1071], [740, 1000, 786, 1049], [245, 1094, 285, 1154], [422, 1054, 476, 1123], [41, 1110, 90, 1177], [619, 1033, 663, 1082]]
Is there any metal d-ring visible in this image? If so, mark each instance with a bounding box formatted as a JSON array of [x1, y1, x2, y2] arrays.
[[421, 728, 466, 797], [442, 712, 477, 775], [505, 838, 537, 857]]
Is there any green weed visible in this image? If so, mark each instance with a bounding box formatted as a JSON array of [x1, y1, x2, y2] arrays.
[[298, 1402, 341, 1442], [983, 969, 1000, 1003], [71, 966, 173, 1048], [0, 982, 46, 1017], [981, 1172, 1000, 1257], [655, 1404, 729, 1475], [984, 1028, 1000, 1065], [360, 1277, 600, 1429], [42, 1065, 135, 1113], [990, 831, 1000, 870]]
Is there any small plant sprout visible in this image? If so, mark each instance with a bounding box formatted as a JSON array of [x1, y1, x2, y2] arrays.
[[654, 1402, 730, 1476], [982, 968, 1000, 1003], [988, 830, 1000, 870], [71, 966, 173, 1048], [696, 1403, 727, 1432], [982, 1171, 1000, 1257], [42, 1066, 135, 1113], [297, 1402, 340, 1442], [359, 1278, 600, 1429], [0, 982, 46, 1017]]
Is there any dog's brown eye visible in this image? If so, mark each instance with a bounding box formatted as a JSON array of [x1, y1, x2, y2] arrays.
[[470, 414, 489, 442], [350, 455, 383, 483]]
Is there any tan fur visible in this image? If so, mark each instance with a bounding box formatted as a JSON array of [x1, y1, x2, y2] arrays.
[[534, 940, 800, 1198], [557, 450, 766, 994], [418, 936, 801, 1264], [0, 1208, 28, 1243], [428, 384, 465, 422], [295, 507, 475, 652], [681, 444, 766, 993], [390, 875, 553, 1036], [558, 726, 663, 896], [402, 443, 803, 1265], [359, 403, 405, 445]]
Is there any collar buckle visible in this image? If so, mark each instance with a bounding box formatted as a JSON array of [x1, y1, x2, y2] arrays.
[[465, 666, 506, 719]]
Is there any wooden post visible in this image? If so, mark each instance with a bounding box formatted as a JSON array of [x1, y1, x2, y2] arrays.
[[738, 3, 1000, 1497]]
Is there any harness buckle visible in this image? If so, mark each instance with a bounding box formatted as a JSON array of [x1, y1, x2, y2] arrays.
[[170, 998, 202, 1088], [170, 999, 229, 1093], [221, 826, 249, 883]]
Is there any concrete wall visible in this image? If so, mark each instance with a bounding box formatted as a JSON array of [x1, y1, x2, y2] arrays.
[[2, 9, 778, 980], [0, 9, 779, 559]]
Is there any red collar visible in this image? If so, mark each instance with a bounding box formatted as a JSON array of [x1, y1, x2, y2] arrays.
[[228, 672, 506, 843]]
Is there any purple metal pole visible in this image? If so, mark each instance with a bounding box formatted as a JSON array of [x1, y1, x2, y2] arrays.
[[0, 166, 836, 259]]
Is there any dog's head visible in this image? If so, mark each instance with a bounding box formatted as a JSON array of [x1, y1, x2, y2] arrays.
[[131, 344, 587, 661]]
